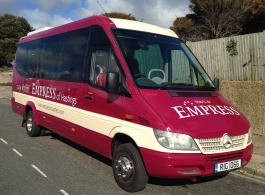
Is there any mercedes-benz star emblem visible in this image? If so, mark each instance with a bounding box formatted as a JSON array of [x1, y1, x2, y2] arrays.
[[223, 133, 233, 149]]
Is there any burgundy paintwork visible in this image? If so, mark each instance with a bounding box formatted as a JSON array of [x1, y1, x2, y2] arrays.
[[140, 145, 253, 178], [11, 16, 252, 179], [139, 89, 250, 138]]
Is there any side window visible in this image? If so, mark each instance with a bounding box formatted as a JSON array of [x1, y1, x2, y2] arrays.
[[26, 39, 42, 77], [40, 34, 62, 79], [90, 49, 120, 88], [59, 27, 89, 82], [16, 42, 29, 77], [89, 26, 111, 46]]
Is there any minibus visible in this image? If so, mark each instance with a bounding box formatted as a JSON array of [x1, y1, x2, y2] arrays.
[[11, 16, 253, 192]]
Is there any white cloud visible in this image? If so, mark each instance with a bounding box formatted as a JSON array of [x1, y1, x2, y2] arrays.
[[31, 0, 82, 11], [76, 0, 135, 18], [76, 0, 190, 28], [1, 0, 190, 30], [20, 9, 73, 30], [139, 0, 191, 28], [0, 0, 24, 16]]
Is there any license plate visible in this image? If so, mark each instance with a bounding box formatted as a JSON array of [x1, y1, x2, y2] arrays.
[[214, 159, 241, 173]]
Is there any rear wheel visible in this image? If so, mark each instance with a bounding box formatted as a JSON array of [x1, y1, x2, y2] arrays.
[[112, 143, 148, 192], [26, 111, 41, 137]]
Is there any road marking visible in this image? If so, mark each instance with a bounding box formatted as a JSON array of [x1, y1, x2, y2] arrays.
[[60, 189, 70, 195], [0, 138, 8, 144], [31, 164, 47, 178], [12, 149, 22, 157]]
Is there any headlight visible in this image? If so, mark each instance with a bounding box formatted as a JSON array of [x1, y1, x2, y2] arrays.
[[247, 128, 252, 144], [153, 129, 199, 150]]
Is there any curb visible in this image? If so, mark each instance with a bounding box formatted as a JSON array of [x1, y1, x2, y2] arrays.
[[232, 171, 265, 185], [238, 165, 265, 179]]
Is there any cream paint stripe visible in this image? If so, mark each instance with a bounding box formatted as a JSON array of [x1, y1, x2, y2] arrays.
[[14, 92, 121, 137], [119, 120, 201, 154], [14, 92, 201, 154]]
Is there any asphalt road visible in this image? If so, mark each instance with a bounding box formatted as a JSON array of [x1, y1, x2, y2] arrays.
[[0, 99, 265, 195]]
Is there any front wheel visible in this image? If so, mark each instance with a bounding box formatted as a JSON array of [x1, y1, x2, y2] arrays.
[[112, 143, 148, 192], [26, 111, 41, 137]]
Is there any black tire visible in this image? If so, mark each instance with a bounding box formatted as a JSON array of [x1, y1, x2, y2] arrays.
[[112, 143, 148, 192], [40, 129, 47, 136], [26, 111, 41, 137]]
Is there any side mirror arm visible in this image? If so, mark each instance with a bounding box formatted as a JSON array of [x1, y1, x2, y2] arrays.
[[213, 78, 220, 90]]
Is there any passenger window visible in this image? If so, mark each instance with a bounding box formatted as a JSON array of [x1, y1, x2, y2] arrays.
[[16, 42, 29, 77], [59, 28, 89, 82], [40, 34, 62, 79], [26, 39, 42, 77], [90, 49, 120, 88]]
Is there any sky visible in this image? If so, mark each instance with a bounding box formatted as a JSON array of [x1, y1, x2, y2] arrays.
[[0, 0, 191, 30]]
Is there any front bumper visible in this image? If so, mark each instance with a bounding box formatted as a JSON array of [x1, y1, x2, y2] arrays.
[[140, 144, 253, 178]]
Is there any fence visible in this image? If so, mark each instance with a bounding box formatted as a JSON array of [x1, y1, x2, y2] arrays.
[[186, 31, 265, 81], [187, 31, 265, 136]]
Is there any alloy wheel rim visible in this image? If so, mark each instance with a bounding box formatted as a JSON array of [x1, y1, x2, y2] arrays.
[[115, 155, 133, 182], [27, 117, 33, 132]]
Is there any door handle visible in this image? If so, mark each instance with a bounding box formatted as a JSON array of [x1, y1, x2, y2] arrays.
[[84, 92, 93, 100]]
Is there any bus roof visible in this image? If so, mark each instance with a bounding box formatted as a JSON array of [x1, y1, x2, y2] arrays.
[[21, 16, 178, 42], [109, 18, 178, 38], [27, 27, 53, 36]]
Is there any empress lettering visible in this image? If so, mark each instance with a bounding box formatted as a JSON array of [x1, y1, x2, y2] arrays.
[[172, 104, 240, 119], [32, 83, 57, 99], [31, 82, 77, 107]]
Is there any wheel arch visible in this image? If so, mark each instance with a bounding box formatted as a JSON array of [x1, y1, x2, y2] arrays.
[[109, 124, 158, 159], [24, 101, 40, 125], [111, 132, 139, 158]]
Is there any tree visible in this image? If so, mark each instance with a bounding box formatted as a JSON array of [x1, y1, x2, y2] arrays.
[[189, 0, 253, 39], [242, 0, 265, 34], [170, 16, 207, 42], [102, 12, 137, 21], [0, 14, 34, 67], [171, 0, 253, 41]]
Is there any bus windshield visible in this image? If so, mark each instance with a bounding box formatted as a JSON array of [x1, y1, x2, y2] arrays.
[[112, 29, 215, 90]]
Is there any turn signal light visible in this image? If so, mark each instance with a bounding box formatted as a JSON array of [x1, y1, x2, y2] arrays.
[[125, 114, 134, 120]]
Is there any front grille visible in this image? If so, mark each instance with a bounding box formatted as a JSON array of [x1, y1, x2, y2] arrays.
[[196, 134, 246, 154], [205, 152, 243, 162]]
